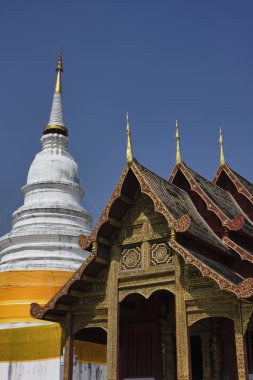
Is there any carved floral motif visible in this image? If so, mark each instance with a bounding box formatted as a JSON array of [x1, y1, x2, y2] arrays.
[[150, 242, 172, 266], [79, 234, 89, 250], [121, 246, 141, 270]]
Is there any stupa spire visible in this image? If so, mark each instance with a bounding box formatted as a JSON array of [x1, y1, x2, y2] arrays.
[[55, 49, 63, 93], [43, 49, 68, 136], [219, 128, 225, 167], [126, 112, 133, 165], [175, 119, 182, 166]]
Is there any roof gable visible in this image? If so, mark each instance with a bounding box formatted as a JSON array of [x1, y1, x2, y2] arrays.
[[213, 164, 253, 216]]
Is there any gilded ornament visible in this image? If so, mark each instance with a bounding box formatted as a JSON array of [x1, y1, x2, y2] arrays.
[[121, 246, 141, 270]]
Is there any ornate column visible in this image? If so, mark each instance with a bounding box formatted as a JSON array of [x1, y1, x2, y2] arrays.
[[210, 321, 222, 380], [234, 301, 248, 380], [174, 251, 191, 380], [106, 245, 120, 379], [63, 313, 74, 380], [201, 332, 211, 380], [160, 302, 176, 380]]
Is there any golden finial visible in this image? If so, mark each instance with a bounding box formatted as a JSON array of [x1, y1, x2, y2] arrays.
[[170, 227, 176, 240], [126, 112, 133, 165], [55, 49, 63, 94], [91, 241, 97, 254], [219, 128, 225, 167], [175, 119, 182, 166]]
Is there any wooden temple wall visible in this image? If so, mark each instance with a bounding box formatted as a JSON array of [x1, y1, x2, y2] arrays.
[[61, 193, 253, 380]]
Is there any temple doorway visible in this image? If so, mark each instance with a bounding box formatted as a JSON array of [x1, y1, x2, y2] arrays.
[[190, 335, 203, 380], [72, 327, 107, 379], [190, 317, 238, 380], [119, 290, 176, 380]]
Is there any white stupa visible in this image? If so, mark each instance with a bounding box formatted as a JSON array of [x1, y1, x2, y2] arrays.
[[0, 52, 105, 380], [0, 51, 91, 273]]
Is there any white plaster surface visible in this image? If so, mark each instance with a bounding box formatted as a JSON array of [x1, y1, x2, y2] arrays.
[[0, 359, 107, 380], [0, 359, 61, 380], [49, 93, 65, 126], [0, 322, 107, 380], [72, 362, 106, 380], [0, 77, 103, 380]]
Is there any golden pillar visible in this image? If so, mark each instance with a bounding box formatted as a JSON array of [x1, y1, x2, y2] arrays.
[[174, 253, 191, 380], [201, 332, 212, 380], [234, 301, 248, 380], [63, 313, 74, 380], [106, 245, 120, 379]]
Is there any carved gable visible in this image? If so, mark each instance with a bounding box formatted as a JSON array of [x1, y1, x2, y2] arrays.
[[117, 192, 169, 246], [113, 193, 171, 273]]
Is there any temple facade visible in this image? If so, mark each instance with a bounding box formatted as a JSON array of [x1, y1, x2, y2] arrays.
[[0, 54, 106, 379], [31, 123, 253, 380]]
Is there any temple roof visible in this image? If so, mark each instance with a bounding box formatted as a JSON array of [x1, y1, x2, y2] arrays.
[[30, 158, 253, 321], [231, 168, 253, 196], [170, 162, 253, 235], [170, 240, 253, 298], [185, 164, 253, 235], [135, 161, 230, 253]]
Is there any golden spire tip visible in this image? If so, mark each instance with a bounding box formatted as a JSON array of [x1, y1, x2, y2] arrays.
[[175, 119, 182, 166], [126, 112, 133, 165], [55, 49, 63, 93], [56, 48, 63, 71], [219, 127, 225, 167]]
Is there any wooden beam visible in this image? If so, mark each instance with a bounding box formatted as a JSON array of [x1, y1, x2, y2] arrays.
[[98, 236, 111, 246], [55, 304, 71, 311], [95, 256, 109, 266], [69, 290, 85, 298], [69, 290, 105, 298], [45, 314, 64, 322], [120, 195, 134, 205], [108, 216, 122, 229], [81, 275, 97, 283]]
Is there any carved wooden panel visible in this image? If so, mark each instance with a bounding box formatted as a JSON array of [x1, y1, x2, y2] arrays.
[[150, 242, 172, 266], [118, 193, 169, 246], [123, 223, 144, 245], [187, 264, 201, 279], [121, 246, 142, 271]]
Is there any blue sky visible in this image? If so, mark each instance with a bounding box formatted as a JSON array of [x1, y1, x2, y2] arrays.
[[0, 1, 252, 234]]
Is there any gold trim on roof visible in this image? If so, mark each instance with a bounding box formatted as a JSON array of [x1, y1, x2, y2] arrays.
[[126, 112, 133, 164], [219, 128, 225, 167], [175, 120, 182, 166]]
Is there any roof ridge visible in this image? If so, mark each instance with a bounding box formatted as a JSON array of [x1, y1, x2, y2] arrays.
[[135, 160, 191, 196], [185, 163, 233, 194]]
